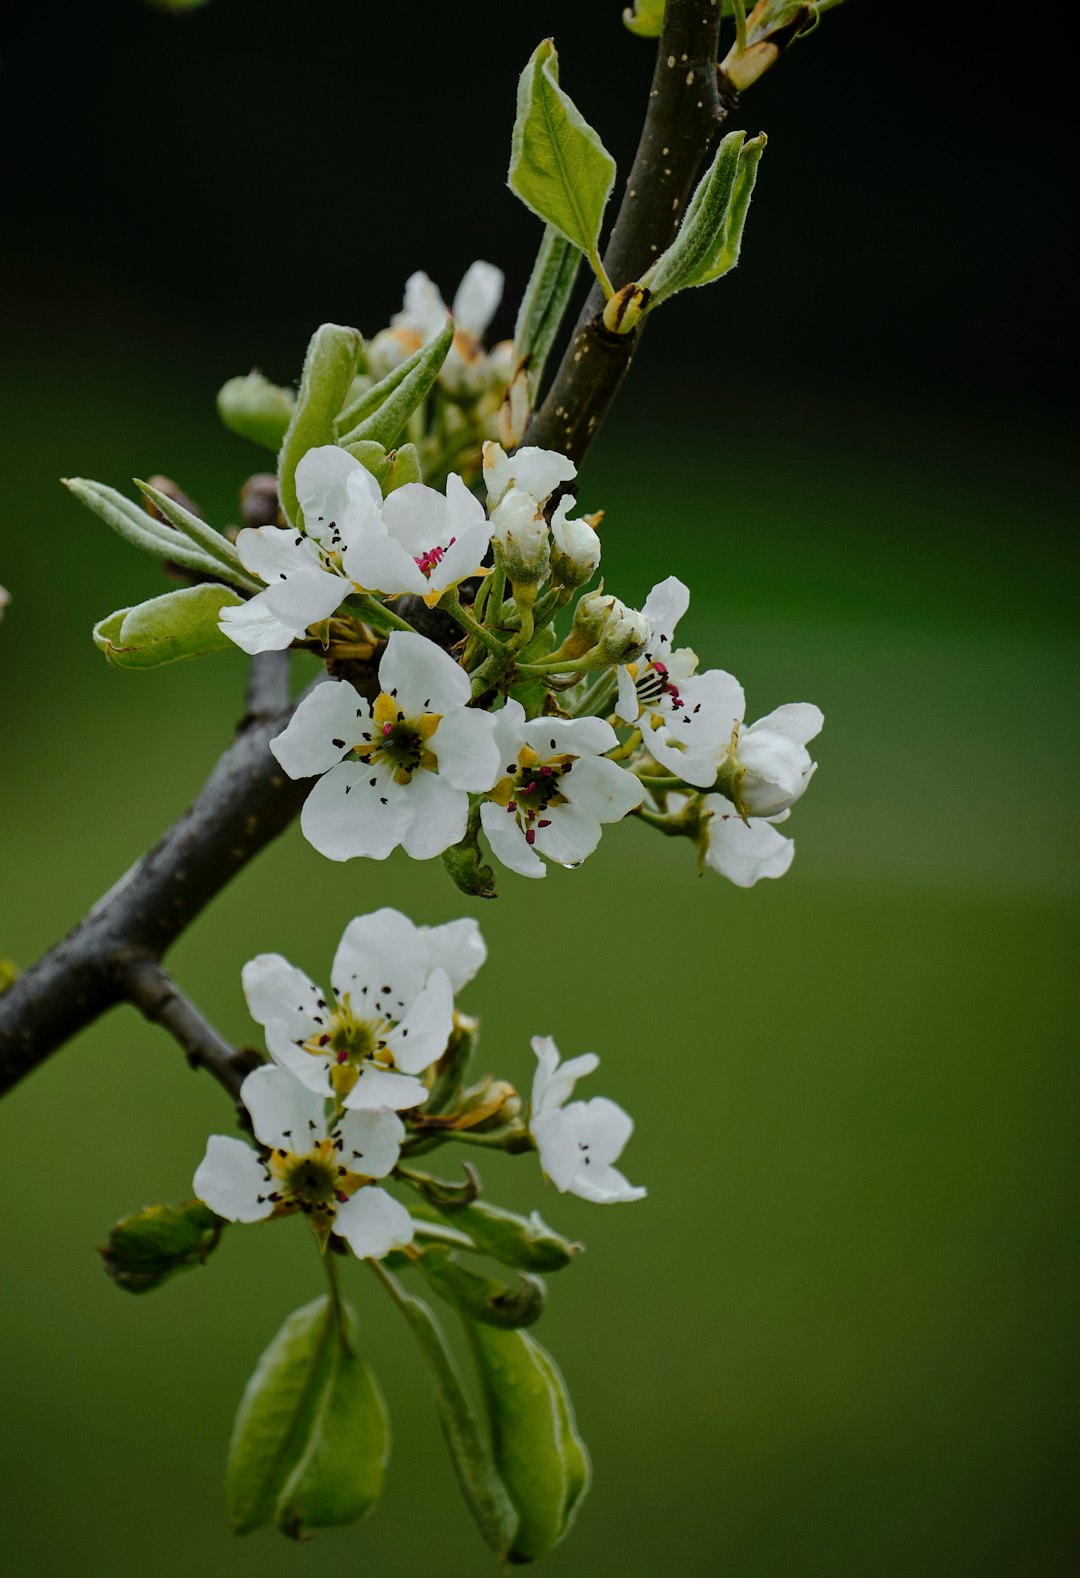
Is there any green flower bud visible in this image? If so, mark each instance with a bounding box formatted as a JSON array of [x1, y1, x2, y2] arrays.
[[599, 605, 649, 665], [216, 372, 295, 452]]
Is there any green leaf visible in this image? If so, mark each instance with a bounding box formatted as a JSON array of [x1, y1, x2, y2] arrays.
[[424, 1199, 582, 1274], [99, 1199, 224, 1293], [135, 478, 243, 570], [63, 477, 257, 589], [278, 323, 363, 527], [641, 130, 767, 305], [415, 1245, 547, 1329], [467, 1323, 591, 1563], [217, 371, 296, 452], [335, 321, 454, 451], [384, 443, 422, 493], [227, 1295, 389, 1537], [92, 583, 244, 668], [374, 1264, 517, 1559], [513, 225, 581, 402], [509, 40, 616, 284], [622, 0, 666, 36]]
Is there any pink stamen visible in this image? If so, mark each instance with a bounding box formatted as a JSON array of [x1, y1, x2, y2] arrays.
[[538, 819, 551, 828], [506, 800, 517, 812], [336, 1049, 348, 1064], [525, 829, 536, 845], [382, 722, 393, 736], [414, 537, 455, 578], [335, 1190, 350, 1204], [524, 781, 536, 795], [540, 766, 553, 777]]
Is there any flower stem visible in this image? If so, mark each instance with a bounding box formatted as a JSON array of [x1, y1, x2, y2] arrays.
[[323, 1248, 355, 1356], [440, 591, 508, 656], [345, 592, 416, 633]]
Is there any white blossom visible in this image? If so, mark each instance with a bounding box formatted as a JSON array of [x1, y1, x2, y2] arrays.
[[722, 702, 824, 816], [529, 1036, 645, 1204], [549, 497, 601, 584], [479, 700, 644, 878], [668, 790, 796, 887], [489, 488, 549, 580], [482, 440, 576, 511], [270, 631, 500, 862], [345, 472, 492, 605], [616, 577, 745, 788], [241, 907, 485, 1108], [193, 1063, 413, 1259], [368, 263, 505, 398], [218, 446, 382, 654]]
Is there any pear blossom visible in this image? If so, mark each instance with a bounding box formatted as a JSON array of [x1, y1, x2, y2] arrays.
[[194, 1064, 413, 1259], [718, 701, 824, 817], [271, 630, 500, 862], [489, 487, 549, 582], [218, 446, 383, 654], [479, 700, 644, 878], [368, 263, 505, 398], [667, 790, 796, 887], [482, 440, 576, 511], [242, 908, 483, 1108], [549, 497, 601, 586], [616, 577, 745, 788], [529, 1036, 645, 1204], [345, 472, 492, 606]]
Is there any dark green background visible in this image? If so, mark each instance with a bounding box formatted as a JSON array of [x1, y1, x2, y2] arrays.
[[1, 1, 1076, 1574]]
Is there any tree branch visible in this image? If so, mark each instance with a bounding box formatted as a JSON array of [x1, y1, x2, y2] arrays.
[[522, 0, 733, 462], [119, 954, 261, 1102], [0, 656, 315, 1098]]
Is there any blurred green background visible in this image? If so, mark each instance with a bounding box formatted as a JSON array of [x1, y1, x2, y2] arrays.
[[1, 0, 1077, 1573]]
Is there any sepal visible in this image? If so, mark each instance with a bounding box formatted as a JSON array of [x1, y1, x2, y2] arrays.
[[93, 583, 244, 668]]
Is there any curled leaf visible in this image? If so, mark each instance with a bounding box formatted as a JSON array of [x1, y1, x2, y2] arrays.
[[92, 583, 244, 668], [99, 1199, 224, 1293], [417, 1245, 547, 1329]]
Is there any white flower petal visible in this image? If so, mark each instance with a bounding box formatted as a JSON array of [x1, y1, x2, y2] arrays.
[[263, 1028, 334, 1095], [398, 772, 470, 860], [193, 1135, 272, 1223], [646, 729, 721, 789], [383, 967, 454, 1074], [560, 754, 645, 822], [379, 630, 471, 714], [530, 1109, 582, 1192], [530, 1034, 599, 1113], [490, 697, 528, 761], [521, 716, 618, 758], [567, 1095, 634, 1167], [614, 664, 642, 725], [334, 1186, 414, 1261], [343, 534, 427, 596], [331, 909, 427, 1005], [641, 576, 690, 651], [705, 804, 795, 887], [421, 917, 487, 991], [344, 1067, 429, 1111], [746, 702, 824, 748], [429, 521, 493, 592], [296, 444, 371, 533], [300, 760, 411, 861], [242, 953, 324, 1037], [234, 525, 320, 584], [480, 800, 545, 878], [431, 707, 500, 792], [218, 594, 298, 654], [532, 801, 603, 868], [270, 680, 365, 779], [452, 260, 504, 337], [444, 470, 488, 535], [380, 484, 449, 554], [336, 1108, 405, 1180], [567, 1160, 647, 1205], [395, 271, 448, 341], [240, 1063, 328, 1151], [259, 566, 348, 628]]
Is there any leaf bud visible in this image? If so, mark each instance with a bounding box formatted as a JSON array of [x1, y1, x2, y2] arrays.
[[99, 1199, 224, 1293], [601, 281, 650, 335], [216, 371, 295, 452]]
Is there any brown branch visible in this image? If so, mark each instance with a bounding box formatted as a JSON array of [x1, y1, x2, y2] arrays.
[[522, 0, 734, 463], [0, 652, 313, 1097]]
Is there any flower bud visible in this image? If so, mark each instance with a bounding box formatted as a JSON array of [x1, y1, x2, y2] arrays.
[[734, 730, 816, 816], [216, 371, 295, 451], [490, 488, 550, 587], [549, 497, 601, 588], [366, 325, 421, 380], [599, 605, 649, 665]]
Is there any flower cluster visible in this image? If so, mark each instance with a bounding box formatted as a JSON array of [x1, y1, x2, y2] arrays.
[[367, 261, 510, 408], [194, 911, 644, 1263], [212, 426, 823, 888]]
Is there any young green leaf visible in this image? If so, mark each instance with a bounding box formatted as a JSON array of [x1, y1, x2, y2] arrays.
[[415, 1245, 547, 1329], [513, 225, 582, 402], [641, 130, 767, 306], [92, 584, 244, 669], [135, 478, 243, 569], [422, 1198, 582, 1273], [63, 477, 257, 588], [216, 371, 296, 452], [227, 1295, 389, 1538], [99, 1200, 224, 1293], [383, 443, 422, 493], [467, 1323, 591, 1563], [335, 320, 453, 451], [373, 1263, 517, 1559], [277, 322, 363, 527], [509, 40, 616, 291]]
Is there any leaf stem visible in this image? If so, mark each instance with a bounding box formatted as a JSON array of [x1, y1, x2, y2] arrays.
[[323, 1248, 355, 1357]]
